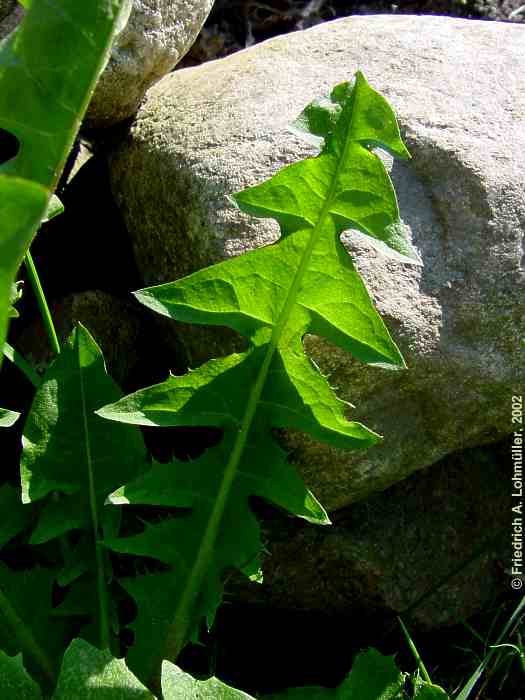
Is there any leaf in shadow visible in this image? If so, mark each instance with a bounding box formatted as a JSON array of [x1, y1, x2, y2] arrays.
[[21, 323, 148, 647], [264, 648, 404, 700], [0, 0, 131, 363], [0, 650, 41, 700], [0, 483, 33, 551]]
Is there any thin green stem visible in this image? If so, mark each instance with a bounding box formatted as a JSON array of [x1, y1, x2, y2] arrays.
[[398, 616, 432, 685], [3, 341, 40, 387], [24, 250, 60, 356], [0, 587, 56, 685]]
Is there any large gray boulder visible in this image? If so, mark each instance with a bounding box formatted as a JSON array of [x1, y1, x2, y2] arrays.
[[88, 0, 214, 127], [108, 15, 525, 509], [0, 0, 214, 128]]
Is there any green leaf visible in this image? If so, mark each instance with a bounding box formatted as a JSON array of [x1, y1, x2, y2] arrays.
[[265, 649, 404, 700], [0, 176, 47, 370], [0, 563, 68, 687], [0, 483, 33, 550], [51, 639, 153, 699], [98, 72, 413, 664], [56, 545, 92, 587], [8, 280, 23, 319], [239, 72, 419, 265], [105, 436, 328, 682], [21, 322, 146, 517], [112, 571, 188, 685], [21, 323, 147, 648], [161, 659, 256, 699], [0, 0, 129, 189], [0, 406, 19, 427], [414, 684, 449, 699], [0, 0, 131, 366], [336, 649, 404, 698], [0, 651, 42, 700]]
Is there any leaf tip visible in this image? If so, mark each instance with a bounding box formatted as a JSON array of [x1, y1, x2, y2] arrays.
[[106, 490, 129, 506]]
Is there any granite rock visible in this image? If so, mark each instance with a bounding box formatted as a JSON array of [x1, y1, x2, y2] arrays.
[[0, 0, 214, 128], [108, 15, 525, 508]]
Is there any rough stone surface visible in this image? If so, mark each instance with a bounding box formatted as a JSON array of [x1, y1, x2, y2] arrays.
[[88, 0, 214, 127], [228, 440, 510, 628], [108, 15, 525, 509], [0, 0, 214, 129], [0, 0, 23, 37], [16, 291, 145, 389]]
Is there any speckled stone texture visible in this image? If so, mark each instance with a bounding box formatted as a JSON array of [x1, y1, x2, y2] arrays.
[[108, 15, 525, 509], [87, 0, 215, 127]]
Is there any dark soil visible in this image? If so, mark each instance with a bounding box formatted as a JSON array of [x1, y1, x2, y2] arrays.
[[180, 0, 524, 67]]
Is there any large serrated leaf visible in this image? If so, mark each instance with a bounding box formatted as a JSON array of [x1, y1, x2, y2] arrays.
[[21, 323, 147, 512], [0, 0, 130, 365], [98, 71, 416, 671]]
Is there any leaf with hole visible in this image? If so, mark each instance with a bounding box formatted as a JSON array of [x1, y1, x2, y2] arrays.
[[0, 0, 131, 365]]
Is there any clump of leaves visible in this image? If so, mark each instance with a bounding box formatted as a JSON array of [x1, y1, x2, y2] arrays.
[[0, 0, 137, 689], [0, 638, 415, 700], [0, 0, 422, 695], [98, 71, 421, 683]]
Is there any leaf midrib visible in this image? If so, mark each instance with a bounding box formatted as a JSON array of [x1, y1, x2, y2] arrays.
[[164, 87, 359, 660], [77, 331, 109, 649]]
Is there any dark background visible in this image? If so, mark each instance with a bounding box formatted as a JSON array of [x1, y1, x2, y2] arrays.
[[180, 0, 524, 66]]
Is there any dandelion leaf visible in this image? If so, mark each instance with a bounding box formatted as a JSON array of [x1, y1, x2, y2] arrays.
[[99, 72, 416, 673]]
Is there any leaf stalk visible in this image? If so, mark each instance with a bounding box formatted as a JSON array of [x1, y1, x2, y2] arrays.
[[24, 250, 60, 357]]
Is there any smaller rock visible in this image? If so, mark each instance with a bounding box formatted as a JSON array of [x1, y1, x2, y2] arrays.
[[228, 441, 509, 628], [87, 0, 215, 128], [0, 1, 214, 129], [16, 291, 144, 389]]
